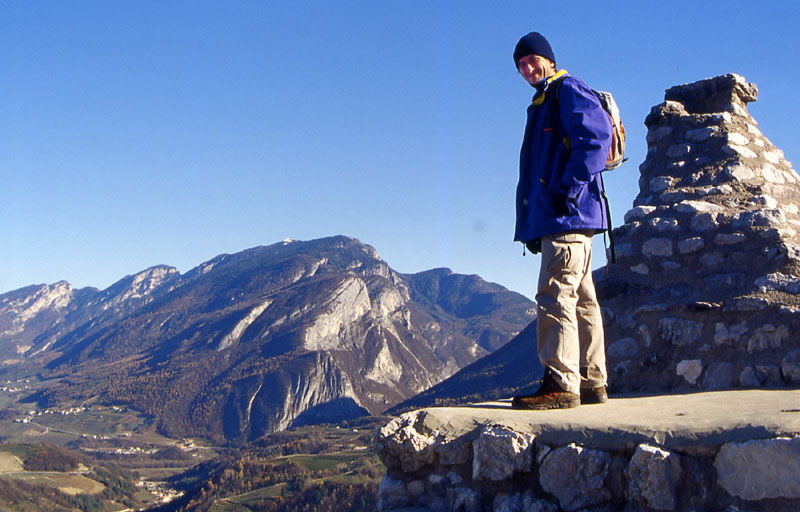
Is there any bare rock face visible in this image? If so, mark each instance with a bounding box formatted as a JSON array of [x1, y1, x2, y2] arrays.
[[597, 73, 800, 392]]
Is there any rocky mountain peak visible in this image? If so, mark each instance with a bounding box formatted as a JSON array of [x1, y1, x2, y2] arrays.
[[92, 265, 180, 308], [0, 281, 74, 341], [596, 73, 800, 392], [0, 236, 534, 441]]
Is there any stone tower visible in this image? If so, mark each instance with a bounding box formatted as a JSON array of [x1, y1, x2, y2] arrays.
[[596, 73, 800, 392]]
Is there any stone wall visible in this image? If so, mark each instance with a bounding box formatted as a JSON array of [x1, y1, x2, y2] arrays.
[[376, 408, 800, 511], [595, 73, 800, 393]]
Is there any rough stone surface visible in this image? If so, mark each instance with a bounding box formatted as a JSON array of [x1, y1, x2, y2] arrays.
[[714, 437, 800, 500], [472, 425, 534, 481], [539, 443, 611, 511], [626, 444, 681, 511]]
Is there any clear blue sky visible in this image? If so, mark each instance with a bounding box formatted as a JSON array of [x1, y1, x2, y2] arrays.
[[3, 1, 799, 301]]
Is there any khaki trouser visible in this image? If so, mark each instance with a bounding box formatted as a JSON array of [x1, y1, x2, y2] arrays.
[[536, 231, 607, 394]]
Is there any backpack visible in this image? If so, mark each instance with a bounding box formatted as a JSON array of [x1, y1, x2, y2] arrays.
[[591, 89, 626, 171], [552, 77, 627, 262]]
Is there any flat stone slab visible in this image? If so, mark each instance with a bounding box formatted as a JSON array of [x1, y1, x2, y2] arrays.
[[411, 389, 800, 451]]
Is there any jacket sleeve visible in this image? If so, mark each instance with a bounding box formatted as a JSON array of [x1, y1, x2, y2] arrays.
[[557, 78, 613, 199]]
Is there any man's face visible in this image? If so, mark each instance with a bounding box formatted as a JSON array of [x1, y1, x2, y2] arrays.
[[517, 54, 556, 86]]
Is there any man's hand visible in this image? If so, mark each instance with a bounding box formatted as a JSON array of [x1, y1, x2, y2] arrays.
[[526, 238, 542, 254]]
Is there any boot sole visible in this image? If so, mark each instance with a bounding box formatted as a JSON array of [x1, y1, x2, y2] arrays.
[[512, 397, 580, 410]]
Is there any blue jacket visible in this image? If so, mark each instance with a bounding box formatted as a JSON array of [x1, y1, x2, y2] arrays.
[[514, 71, 613, 242]]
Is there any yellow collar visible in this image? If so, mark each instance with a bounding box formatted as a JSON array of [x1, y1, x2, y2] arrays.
[[531, 69, 569, 106]]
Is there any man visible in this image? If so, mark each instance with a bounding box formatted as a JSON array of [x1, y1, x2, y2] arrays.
[[511, 32, 612, 410]]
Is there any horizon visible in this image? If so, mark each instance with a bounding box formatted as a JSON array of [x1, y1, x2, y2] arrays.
[[3, 1, 799, 301]]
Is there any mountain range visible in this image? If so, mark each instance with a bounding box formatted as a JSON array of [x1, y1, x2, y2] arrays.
[[0, 236, 534, 441]]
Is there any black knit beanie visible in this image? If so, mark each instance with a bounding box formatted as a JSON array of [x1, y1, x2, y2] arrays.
[[513, 32, 555, 68]]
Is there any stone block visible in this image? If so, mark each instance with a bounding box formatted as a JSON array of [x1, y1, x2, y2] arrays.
[[724, 296, 769, 312], [642, 238, 674, 257], [748, 194, 778, 208], [676, 359, 703, 385], [608, 337, 640, 359], [702, 362, 734, 390], [614, 243, 635, 258], [686, 126, 719, 142], [678, 237, 704, 254], [646, 125, 673, 142], [714, 233, 746, 245], [675, 200, 724, 213], [747, 324, 788, 352], [782, 350, 800, 383], [650, 176, 675, 192], [631, 263, 649, 275], [732, 208, 786, 229], [726, 132, 750, 146], [763, 149, 783, 164], [624, 205, 656, 223], [659, 317, 702, 346], [756, 364, 782, 385], [761, 163, 786, 183], [667, 143, 692, 158], [739, 366, 762, 387], [723, 144, 757, 159], [755, 272, 800, 294], [436, 437, 471, 466], [714, 322, 748, 346], [697, 184, 734, 196], [376, 410, 441, 471], [724, 162, 755, 181], [539, 443, 611, 511], [715, 437, 800, 499], [472, 425, 534, 481], [626, 444, 681, 511], [690, 213, 719, 231]]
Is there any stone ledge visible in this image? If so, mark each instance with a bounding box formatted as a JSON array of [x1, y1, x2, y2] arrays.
[[375, 390, 800, 511], [400, 390, 800, 451]]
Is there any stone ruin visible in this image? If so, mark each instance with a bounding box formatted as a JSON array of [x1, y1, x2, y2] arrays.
[[596, 73, 800, 393]]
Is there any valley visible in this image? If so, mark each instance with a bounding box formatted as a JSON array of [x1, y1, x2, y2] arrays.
[[0, 378, 386, 511]]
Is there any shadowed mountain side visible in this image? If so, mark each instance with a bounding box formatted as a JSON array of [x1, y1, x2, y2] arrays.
[[389, 320, 544, 413], [405, 269, 537, 352]]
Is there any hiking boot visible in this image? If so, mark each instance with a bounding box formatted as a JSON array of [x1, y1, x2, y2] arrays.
[[580, 385, 608, 405], [512, 372, 580, 410]]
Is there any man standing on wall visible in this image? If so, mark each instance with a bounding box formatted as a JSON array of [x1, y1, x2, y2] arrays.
[[511, 32, 612, 410]]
